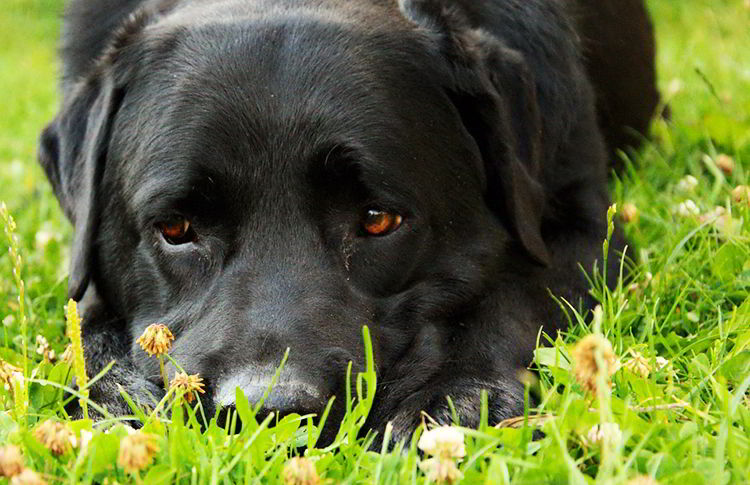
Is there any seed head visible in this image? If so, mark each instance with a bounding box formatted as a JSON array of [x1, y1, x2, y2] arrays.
[[137, 324, 174, 356], [281, 457, 320, 485], [10, 469, 46, 485], [419, 458, 463, 484], [170, 372, 206, 403], [626, 475, 660, 485], [621, 203, 639, 223], [418, 426, 465, 459], [732, 185, 750, 205], [33, 421, 75, 456], [0, 445, 24, 477], [0, 360, 22, 392], [117, 432, 160, 474], [715, 154, 735, 176], [571, 334, 617, 394]]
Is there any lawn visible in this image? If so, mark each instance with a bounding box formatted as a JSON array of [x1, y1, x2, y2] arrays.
[[1, 0, 749, 484]]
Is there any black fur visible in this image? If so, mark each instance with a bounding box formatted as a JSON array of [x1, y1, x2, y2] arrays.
[[39, 0, 658, 444]]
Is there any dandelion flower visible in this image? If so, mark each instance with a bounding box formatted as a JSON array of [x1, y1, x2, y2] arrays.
[[0, 445, 24, 478], [585, 422, 623, 447], [419, 458, 463, 484], [626, 475, 660, 485], [170, 372, 206, 403], [33, 421, 75, 456], [117, 433, 160, 474], [621, 203, 639, 223], [417, 426, 466, 460], [136, 324, 174, 356], [281, 457, 320, 485], [715, 154, 735, 176], [10, 469, 46, 485], [571, 334, 617, 394]]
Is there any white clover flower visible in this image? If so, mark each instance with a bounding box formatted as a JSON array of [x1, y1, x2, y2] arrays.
[[417, 426, 466, 459], [624, 351, 651, 379], [654, 356, 669, 371], [79, 430, 93, 456], [676, 175, 698, 193], [585, 422, 623, 447], [675, 200, 700, 218], [419, 457, 462, 484]]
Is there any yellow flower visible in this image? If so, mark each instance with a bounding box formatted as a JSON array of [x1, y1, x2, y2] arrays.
[[626, 475, 660, 485], [10, 469, 46, 485], [117, 433, 160, 474], [419, 458, 463, 484], [417, 426, 466, 460], [0, 445, 24, 478], [33, 421, 75, 456], [621, 203, 639, 223], [136, 324, 174, 356], [571, 334, 617, 394], [281, 457, 320, 485], [170, 372, 206, 403]]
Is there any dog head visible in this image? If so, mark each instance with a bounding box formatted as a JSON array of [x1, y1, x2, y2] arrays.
[[39, 0, 551, 437]]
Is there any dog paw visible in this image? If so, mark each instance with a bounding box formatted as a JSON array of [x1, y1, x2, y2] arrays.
[[65, 365, 164, 422], [384, 377, 526, 445]]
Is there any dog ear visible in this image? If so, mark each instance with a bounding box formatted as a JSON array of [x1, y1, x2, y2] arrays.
[[38, 70, 123, 302], [399, 0, 550, 265]]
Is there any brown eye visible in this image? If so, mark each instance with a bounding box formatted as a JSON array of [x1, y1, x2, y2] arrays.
[[362, 209, 402, 236], [158, 217, 195, 245]]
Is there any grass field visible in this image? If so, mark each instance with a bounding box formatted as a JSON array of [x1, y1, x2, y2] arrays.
[[1, 0, 749, 483]]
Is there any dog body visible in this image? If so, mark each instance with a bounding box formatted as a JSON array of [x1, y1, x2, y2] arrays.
[[40, 0, 658, 443]]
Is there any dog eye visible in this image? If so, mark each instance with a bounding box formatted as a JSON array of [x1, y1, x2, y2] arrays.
[[361, 209, 402, 236], [158, 216, 196, 245]]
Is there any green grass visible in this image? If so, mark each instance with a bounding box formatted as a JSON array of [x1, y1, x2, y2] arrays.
[[1, 0, 749, 483]]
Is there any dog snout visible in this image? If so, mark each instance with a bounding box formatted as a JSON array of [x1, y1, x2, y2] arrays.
[[215, 368, 329, 420]]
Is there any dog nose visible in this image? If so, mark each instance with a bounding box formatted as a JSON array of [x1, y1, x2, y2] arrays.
[[216, 379, 328, 420]]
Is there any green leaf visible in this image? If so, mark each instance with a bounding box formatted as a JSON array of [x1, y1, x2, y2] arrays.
[[711, 243, 746, 282], [719, 351, 750, 384], [143, 464, 176, 484]]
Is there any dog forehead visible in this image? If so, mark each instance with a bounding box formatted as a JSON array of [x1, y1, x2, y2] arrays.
[[113, 15, 483, 206]]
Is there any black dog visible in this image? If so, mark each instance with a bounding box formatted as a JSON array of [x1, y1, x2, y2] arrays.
[[39, 0, 659, 443]]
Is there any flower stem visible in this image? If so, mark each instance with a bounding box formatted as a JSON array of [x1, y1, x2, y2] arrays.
[[159, 355, 168, 391]]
